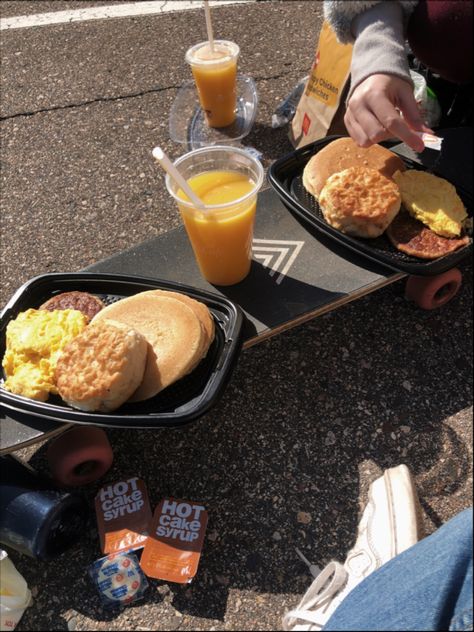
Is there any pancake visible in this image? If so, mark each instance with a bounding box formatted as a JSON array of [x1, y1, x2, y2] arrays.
[[319, 167, 401, 238], [302, 137, 406, 200], [40, 291, 105, 322], [92, 293, 205, 401], [56, 319, 147, 412], [141, 290, 215, 364], [386, 211, 470, 259]]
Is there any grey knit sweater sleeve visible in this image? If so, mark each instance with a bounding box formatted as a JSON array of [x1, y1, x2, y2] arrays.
[[323, 1, 418, 44], [323, 1, 419, 98]]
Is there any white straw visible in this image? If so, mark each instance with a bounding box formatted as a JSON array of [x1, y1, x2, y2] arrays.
[[295, 548, 321, 578], [152, 146, 206, 210], [204, 0, 215, 52]]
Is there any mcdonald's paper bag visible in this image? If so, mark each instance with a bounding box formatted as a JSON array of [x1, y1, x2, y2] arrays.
[[290, 21, 353, 148]]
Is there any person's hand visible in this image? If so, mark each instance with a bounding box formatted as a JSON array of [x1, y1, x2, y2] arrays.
[[344, 74, 433, 152]]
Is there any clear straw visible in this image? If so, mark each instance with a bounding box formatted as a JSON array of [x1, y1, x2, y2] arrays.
[[204, 0, 215, 52], [152, 146, 206, 210]]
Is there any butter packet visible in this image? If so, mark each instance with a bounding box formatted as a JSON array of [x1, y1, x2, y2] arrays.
[[95, 477, 152, 554], [89, 551, 148, 608], [416, 131, 443, 151], [140, 498, 208, 584]]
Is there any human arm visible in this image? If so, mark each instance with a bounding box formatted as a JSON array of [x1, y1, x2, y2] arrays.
[[324, 1, 430, 151]]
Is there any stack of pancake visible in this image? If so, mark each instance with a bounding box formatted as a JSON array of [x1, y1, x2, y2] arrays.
[[302, 137, 470, 259], [56, 289, 215, 412], [90, 290, 215, 403]]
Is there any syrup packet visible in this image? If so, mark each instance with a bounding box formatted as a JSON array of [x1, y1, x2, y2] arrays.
[[95, 477, 152, 554], [88, 551, 148, 608], [140, 498, 208, 584]]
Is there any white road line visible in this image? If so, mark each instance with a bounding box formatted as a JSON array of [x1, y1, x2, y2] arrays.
[[0, 0, 252, 31]]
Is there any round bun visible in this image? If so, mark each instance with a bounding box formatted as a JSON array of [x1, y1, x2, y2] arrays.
[[92, 294, 205, 401], [55, 320, 147, 412], [319, 167, 401, 238], [303, 137, 406, 200], [40, 291, 105, 322]]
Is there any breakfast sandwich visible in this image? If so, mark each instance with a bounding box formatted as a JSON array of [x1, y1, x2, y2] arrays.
[[393, 170, 467, 238], [302, 137, 406, 200], [386, 211, 470, 260], [319, 167, 401, 238]]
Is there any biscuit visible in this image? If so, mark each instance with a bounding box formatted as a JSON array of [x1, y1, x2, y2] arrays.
[[319, 167, 401, 238], [40, 291, 105, 322], [303, 137, 406, 200], [92, 293, 205, 401], [55, 319, 147, 412]]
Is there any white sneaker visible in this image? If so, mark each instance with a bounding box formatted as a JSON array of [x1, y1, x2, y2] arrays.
[[282, 465, 422, 631]]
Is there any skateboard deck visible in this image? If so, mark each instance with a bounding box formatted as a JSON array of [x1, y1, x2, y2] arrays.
[[1, 131, 472, 453], [0, 187, 400, 453]]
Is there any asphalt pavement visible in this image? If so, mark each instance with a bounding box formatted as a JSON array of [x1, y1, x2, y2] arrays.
[[1, 1, 472, 630]]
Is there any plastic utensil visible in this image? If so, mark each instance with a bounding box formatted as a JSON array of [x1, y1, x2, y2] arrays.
[[295, 547, 321, 578]]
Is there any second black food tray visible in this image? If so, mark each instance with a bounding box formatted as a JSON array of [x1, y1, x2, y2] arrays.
[[268, 136, 472, 276]]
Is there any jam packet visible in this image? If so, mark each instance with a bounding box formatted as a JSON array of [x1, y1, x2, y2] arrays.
[[140, 498, 208, 584], [89, 551, 148, 608], [95, 477, 152, 554]]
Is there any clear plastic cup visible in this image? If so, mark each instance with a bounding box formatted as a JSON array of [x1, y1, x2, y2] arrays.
[[165, 145, 264, 286], [185, 40, 240, 128], [0, 550, 32, 631]]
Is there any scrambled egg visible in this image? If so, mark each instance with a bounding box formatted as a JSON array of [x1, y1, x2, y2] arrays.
[[2, 308, 87, 401], [393, 170, 467, 238]]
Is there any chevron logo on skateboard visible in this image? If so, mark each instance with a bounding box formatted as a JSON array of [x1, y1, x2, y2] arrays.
[[252, 239, 304, 285]]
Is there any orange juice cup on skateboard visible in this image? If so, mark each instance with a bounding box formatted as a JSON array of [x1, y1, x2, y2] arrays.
[[165, 145, 264, 286], [186, 40, 240, 128]]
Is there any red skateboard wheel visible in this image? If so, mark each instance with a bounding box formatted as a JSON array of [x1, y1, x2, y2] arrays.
[[47, 426, 113, 487], [405, 268, 462, 310]]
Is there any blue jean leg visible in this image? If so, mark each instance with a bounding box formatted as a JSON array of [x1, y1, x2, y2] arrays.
[[323, 508, 473, 631]]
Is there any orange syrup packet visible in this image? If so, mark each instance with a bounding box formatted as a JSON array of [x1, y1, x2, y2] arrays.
[[140, 498, 208, 584], [95, 477, 152, 554]]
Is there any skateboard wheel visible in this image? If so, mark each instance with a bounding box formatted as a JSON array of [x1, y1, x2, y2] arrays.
[[405, 268, 462, 310], [0, 455, 88, 559], [47, 426, 113, 487]]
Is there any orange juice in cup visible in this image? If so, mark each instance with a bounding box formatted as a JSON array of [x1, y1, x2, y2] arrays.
[[165, 146, 264, 286], [186, 40, 240, 128]]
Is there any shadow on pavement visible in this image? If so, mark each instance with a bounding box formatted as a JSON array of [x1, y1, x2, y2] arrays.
[[19, 264, 472, 627]]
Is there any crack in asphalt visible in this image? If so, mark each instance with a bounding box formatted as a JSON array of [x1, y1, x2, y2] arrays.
[[0, 71, 300, 121], [0, 83, 182, 121]]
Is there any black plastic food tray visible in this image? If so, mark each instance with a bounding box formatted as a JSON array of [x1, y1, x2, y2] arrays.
[[0, 273, 244, 429], [268, 136, 472, 276]]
